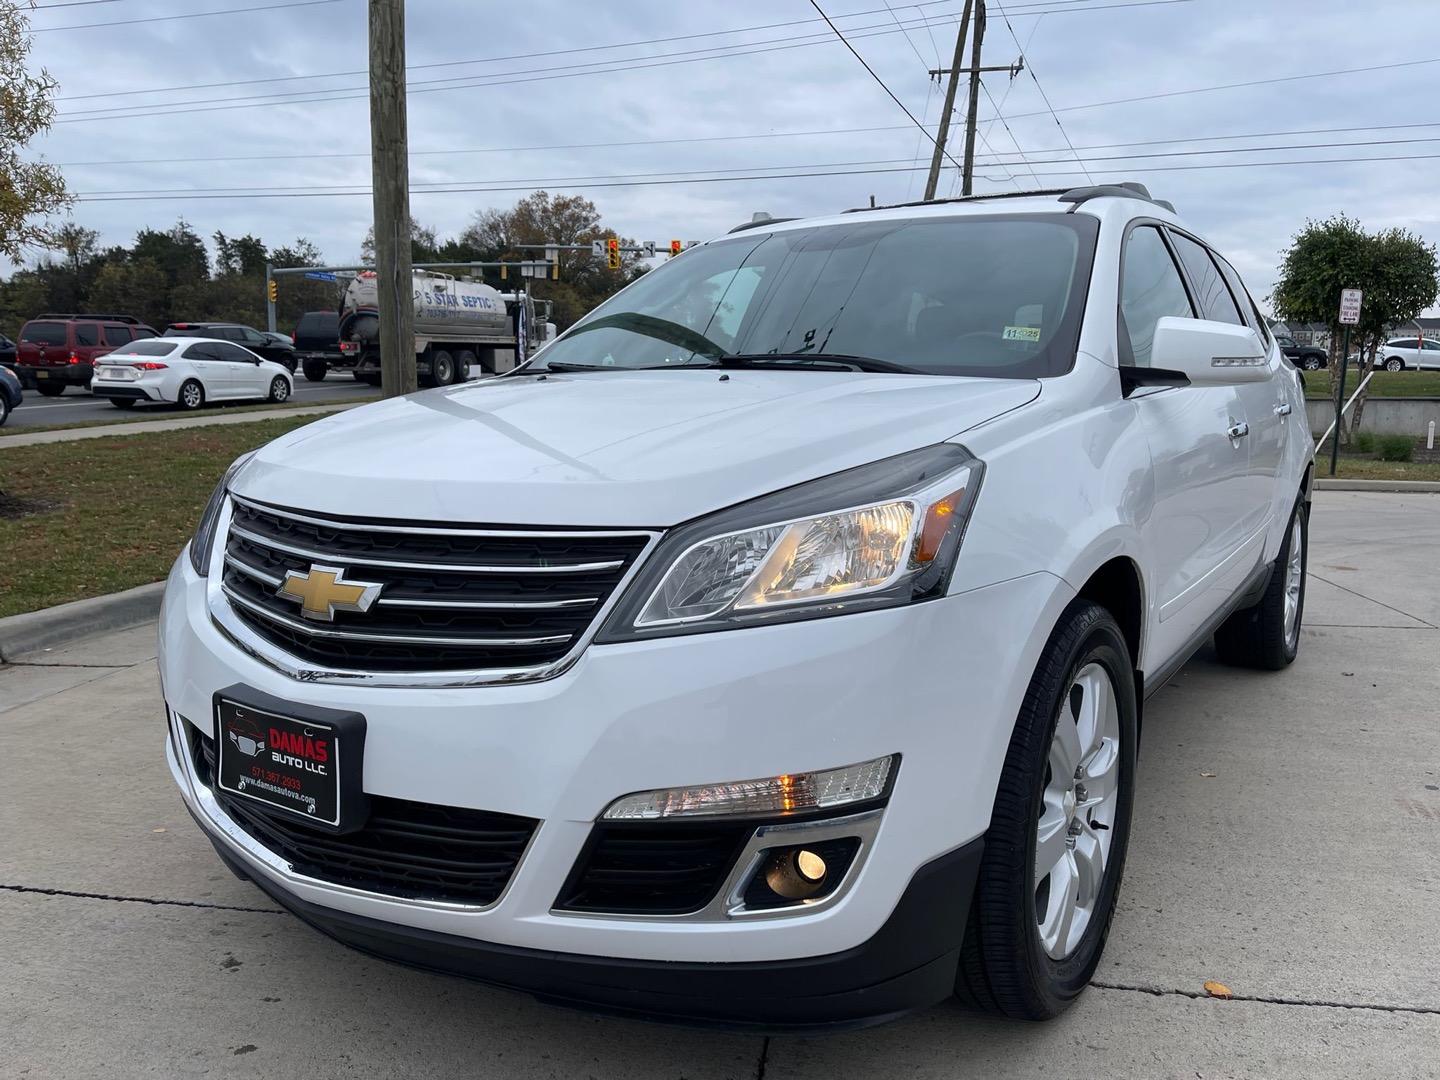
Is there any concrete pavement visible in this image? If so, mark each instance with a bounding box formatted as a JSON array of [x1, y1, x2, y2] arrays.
[[2, 491, 1437, 1078]]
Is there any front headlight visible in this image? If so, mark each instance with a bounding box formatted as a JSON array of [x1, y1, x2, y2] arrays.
[[188, 452, 256, 577], [600, 444, 983, 640]]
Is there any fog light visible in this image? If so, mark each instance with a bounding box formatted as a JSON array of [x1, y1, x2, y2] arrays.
[[763, 848, 829, 900]]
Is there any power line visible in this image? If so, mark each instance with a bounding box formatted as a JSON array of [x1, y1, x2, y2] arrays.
[[70, 151, 1440, 204], [991, 0, 1094, 182], [29, 0, 344, 32], [32, 0, 122, 9], [47, 0, 1188, 121], [807, 0, 965, 172], [978, 79, 1043, 186]]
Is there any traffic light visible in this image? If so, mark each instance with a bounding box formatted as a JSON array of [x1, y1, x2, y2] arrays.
[[267, 279, 277, 303], [607, 238, 620, 270], [670, 240, 683, 257]]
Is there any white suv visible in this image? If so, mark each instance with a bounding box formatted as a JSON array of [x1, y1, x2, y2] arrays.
[[161, 183, 1313, 1031]]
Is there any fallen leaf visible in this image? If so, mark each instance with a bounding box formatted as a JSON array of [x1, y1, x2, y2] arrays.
[[1200, 771, 1217, 778], [1342, 672, 1355, 677], [1203, 981, 1233, 999], [152, 827, 166, 833]]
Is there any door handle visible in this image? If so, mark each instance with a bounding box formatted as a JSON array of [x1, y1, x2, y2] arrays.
[[1227, 421, 1250, 439], [1274, 402, 1292, 416]]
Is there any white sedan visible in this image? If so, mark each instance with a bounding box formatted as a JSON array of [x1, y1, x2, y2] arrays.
[[91, 337, 294, 411]]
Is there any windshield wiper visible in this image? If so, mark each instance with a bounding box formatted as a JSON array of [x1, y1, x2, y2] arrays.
[[539, 362, 703, 373], [717, 353, 927, 375]]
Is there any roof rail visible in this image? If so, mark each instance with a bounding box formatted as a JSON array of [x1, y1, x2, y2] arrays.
[[729, 212, 799, 233], [848, 188, 1074, 213], [1057, 183, 1176, 213], [34, 312, 145, 324]]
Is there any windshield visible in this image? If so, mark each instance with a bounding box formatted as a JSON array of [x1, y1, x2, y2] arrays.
[[535, 214, 1097, 378]]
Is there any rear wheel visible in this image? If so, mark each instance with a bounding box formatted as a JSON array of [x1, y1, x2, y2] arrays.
[[35, 382, 65, 397], [455, 349, 477, 382], [1302, 355, 1323, 371], [431, 349, 456, 387], [268, 376, 290, 403], [956, 600, 1137, 1020], [302, 360, 328, 383], [1214, 497, 1307, 670], [177, 379, 205, 411], [109, 398, 136, 410], [0, 395, 9, 425], [1385, 357, 1404, 371]]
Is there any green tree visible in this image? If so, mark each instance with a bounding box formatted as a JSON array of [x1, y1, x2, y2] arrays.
[[0, 1, 71, 259], [89, 258, 168, 327], [213, 231, 269, 278], [1273, 215, 1439, 442], [132, 219, 209, 323]]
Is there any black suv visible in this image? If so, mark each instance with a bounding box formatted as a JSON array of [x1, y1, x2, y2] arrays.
[[164, 323, 297, 372], [1274, 334, 1327, 370], [292, 311, 343, 382]]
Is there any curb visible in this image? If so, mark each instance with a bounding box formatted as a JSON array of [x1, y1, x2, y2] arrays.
[[0, 402, 361, 449], [0, 581, 165, 663], [1314, 479, 1440, 493]]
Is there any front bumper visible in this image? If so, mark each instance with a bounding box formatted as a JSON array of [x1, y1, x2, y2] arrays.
[[162, 552, 1072, 1026]]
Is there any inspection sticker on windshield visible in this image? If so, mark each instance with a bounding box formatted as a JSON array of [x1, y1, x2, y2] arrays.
[[1003, 326, 1042, 342]]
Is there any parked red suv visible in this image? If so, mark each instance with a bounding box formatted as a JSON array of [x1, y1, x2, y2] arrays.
[[15, 314, 159, 395]]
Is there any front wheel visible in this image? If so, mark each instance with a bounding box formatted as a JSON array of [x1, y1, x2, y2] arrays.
[[1302, 356, 1323, 371], [0, 395, 9, 425], [177, 379, 205, 411], [268, 376, 290, 403], [956, 600, 1137, 1020], [1214, 496, 1307, 669], [1385, 357, 1404, 371]]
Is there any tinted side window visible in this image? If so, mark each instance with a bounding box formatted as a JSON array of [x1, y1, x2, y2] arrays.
[[1391, 339, 1417, 349], [22, 321, 67, 345], [103, 325, 132, 346], [1120, 227, 1194, 367], [1209, 253, 1269, 344], [215, 342, 255, 362], [132, 328, 156, 339], [183, 343, 222, 361], [1169, 233, 1242, 325], [74, 323, 101, 346], [240, 327, 266, 345]]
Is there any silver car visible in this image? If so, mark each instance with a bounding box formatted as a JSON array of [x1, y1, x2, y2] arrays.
[[1379, 337, 1440, 371]]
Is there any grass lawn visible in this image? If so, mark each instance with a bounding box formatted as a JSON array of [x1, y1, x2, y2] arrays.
[[1324, 457, 1440, 482], [1304, 370, 1440, 398], [0, 397, 359, 437], [0, 416, 318, 618]]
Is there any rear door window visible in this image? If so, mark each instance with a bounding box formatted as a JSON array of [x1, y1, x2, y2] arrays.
[[74, 324, 101, 346], [182, 343, 223, 362], [22, 322, 67, 345]]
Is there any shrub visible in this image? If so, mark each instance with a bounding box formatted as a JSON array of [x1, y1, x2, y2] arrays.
[[1378, 434, 1414, 462], [1354, 432, 1378, 453]]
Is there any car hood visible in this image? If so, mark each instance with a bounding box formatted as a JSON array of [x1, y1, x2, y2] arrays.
[[235, 370, 1038, 527]]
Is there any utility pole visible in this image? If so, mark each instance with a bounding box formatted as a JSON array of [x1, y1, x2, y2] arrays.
[[960, 0, 987, 196], [926, 1, 1021, 200], [369, 0, 416, 398], [923, 0, 973, 201]]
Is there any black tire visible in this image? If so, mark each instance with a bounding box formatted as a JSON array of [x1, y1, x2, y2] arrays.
[[35, 382, 65, 397], [1214, 497, 1307, 670], [303, 360, 328, 383], [177, 379, 205, 411], [455, 349, 477, 383], [268, 376, 290, 404], [0, 395, 9, 426], [431, 349, 456, 387], [1385, 357, 1404, 371], [109, 398, 136, 410], [1302, 355, 1323, 371], [956, 600, 1137, 1020]]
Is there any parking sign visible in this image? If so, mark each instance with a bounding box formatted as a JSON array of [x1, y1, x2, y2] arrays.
[[1339, 288, 1363, 325]]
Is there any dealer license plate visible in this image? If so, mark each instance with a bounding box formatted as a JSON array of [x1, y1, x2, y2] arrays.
[[34, 370, 48, 378], [215, 696, 351, 828]]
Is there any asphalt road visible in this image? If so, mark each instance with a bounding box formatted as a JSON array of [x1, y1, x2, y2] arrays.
[[2, 490, 1437, 1079], [3, 373, 381, 429]]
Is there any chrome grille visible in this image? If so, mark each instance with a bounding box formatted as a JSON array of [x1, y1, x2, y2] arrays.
[[221, 496, 652, 673]]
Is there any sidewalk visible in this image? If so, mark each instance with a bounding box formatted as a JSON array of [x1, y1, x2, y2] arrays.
[[0, 401, 360, 449]]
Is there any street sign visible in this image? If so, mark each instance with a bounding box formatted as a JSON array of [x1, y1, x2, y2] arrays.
[[304, 271, 338, 282], [1339, 288, 1363, 325], [591, 239, 605, 259], [642, 241, 656, 258]]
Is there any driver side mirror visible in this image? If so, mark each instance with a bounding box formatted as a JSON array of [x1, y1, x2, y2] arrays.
[[1150, 317, 1269, 385]]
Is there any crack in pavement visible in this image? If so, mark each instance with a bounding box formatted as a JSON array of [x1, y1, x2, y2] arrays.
[[754, 1036, 770, 1080], [1092, 980, 1440, 1016], [2, 661, 137, 669], [1, 883, 286, 916], [1309, 573, 1440, 629]]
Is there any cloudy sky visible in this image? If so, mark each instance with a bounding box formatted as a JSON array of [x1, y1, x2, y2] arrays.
[[22, 0, 1440, 312]]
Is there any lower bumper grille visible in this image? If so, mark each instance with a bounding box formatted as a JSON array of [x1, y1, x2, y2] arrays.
[[555, 823, 754, 915], [189, 725, 537, 905]]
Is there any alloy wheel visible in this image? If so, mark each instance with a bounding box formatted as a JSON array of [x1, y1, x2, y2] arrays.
[[1283, 513, 1304, 649]]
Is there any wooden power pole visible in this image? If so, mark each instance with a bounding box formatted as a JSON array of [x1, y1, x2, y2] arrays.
[[369, 0, 416, 397], [923, 0, 973, 201], [960, 0, 987, 196]]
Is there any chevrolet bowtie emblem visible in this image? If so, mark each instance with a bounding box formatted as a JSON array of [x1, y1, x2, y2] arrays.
[[277, 565, 383, 622]]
